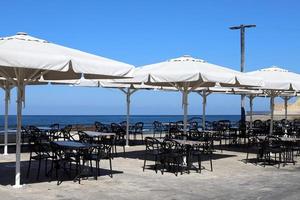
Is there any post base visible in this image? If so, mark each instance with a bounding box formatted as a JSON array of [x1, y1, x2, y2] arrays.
[[13, 184, 23, 189]]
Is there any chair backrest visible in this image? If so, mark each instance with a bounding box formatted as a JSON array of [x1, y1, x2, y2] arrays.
[[145, 137, 161, 151], [253, 119, 263, 128], [50, 123, 60, 130], [96, 142, 112, 157], [189, 121, 198, 131], [134, 122, 144, 133], [162, 139, 182, 153], [265, 135, 282, 148], [175, 120, 184, 129], [60, 125, 74, 140], [111, 123, 121, 133], [120, 121, 127, 127], [78, 131, 91, 143], [95, 121, 109, 132], [216, 120, 231, 131], [153, 121, 162, 131]]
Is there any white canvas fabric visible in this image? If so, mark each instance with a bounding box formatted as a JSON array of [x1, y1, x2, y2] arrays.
[[246, 67, 300, 91], [120, 55, 262, 88], [0, 32, 134, 80]]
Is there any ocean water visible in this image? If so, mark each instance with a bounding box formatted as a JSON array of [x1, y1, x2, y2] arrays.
[[0, 115, 241, 129]]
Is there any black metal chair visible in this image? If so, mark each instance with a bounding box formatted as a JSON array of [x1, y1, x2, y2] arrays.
[[50, 142, 84, 185], [131, 122, 144, 140], [245, 136, 264, 164], [85, 141, 113, 179], [26, 128, 54, 180], [60, 125, 74, 141], [95, 121, 110, 132], [160, 139, 185, 176], [49, 123, 60, 141], [263, 136, 283, 168], [111, 123, 126, 155], [143, 137, 162, 173], [153, 121, 163, 138]]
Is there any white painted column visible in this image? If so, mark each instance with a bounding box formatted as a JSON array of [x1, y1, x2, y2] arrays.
[[249, 95, 254, 129], [182, 88, 189, 135], [284, 96, 288, 121], [202, 91, 207, 130], [126, 88, 130, 147], [14, 83, 23, 188], [3, 87, 10, 155], [269, 95, 275, 135]]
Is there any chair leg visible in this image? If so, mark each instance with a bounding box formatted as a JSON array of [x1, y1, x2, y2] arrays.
[[95, 161, 99, 180], [210, 153, 213, 172], [245, 150, 249, 164], [175, 162, 179, 176], [154, 156, 158, 173], [278, 153, 281, 168], [37, 159, 42, 180], [109, 159, 113, 178], [90, 160, 93, 173], [143, 156, 147, 172], [161, 162, 166, 175], [26, 156, 32, 178], [198, 155, 201, 173], [45, 158, 48, 176]]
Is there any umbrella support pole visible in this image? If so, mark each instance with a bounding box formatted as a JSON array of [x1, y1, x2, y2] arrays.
[[280, 96, 291, 122], [269, 95, 275, 135], [3, 86, 10, 155], [182, 88, 189, 135], [14, 82, 23, 188], [197, 91, 211, 131], [126, 90, 130, 146], [120, 88, 137, 147], [280, 96, 291, 133], [248, 95, 255, 129]]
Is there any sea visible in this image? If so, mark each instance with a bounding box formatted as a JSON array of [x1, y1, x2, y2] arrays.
[[0, 115, 241, 129]]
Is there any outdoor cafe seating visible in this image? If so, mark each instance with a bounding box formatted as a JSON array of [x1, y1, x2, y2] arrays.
[[23, 124, 116, 185], [143, 128, 214, 176]]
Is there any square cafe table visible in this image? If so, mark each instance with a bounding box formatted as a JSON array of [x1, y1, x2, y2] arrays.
[[157, 138, 207, 173], [51, 141, 91, 184]]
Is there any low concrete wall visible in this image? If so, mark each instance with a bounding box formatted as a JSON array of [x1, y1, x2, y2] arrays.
[[246, 114, 300, 121]]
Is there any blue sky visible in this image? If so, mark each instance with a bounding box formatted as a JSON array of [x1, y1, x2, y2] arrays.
[[0, 0, 300, 115]]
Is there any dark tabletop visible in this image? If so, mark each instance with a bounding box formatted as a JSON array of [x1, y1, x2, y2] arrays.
[[52, 141, 90, 149]]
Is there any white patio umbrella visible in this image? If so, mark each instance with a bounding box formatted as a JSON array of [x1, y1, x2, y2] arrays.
[[0, 32, 134, 187], [246, 66, 300, 134], [117, 55, 263, 135]]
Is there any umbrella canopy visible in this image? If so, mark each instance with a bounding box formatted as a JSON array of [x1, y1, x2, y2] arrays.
[[118, 55, 263, 135], [246, 66, 300, 134], [0, 32, 134, 80], [246, 67, 300, 90], [0, 32, 134, 187], [121, 55, 262, 88]]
